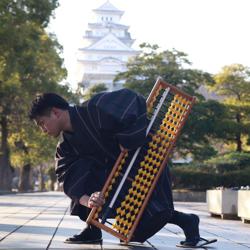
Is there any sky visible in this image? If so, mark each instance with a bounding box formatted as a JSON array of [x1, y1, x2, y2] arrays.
[[48, 0, 250, 89]]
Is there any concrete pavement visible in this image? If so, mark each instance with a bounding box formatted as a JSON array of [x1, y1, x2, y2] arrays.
[[0, 192, 249, 249]]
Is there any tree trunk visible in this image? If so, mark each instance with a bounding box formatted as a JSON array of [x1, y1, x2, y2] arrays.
[[18, 164, 32, 192], [0, 116, 13, 191], [236, 113, 242, 152], [38, 164, 45, 191], [49, 180, 55, 191], [47, 166, 56, 191]]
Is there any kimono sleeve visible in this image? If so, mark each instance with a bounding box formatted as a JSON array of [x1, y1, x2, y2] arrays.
[[55, 136, 97, 202], [89, 89, 148, 150]]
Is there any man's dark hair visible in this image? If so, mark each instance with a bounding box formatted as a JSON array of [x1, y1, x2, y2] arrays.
[[29, 93, 69, 120]]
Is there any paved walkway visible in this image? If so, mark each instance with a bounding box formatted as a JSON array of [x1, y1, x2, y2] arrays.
[[0, 192, 249, 249]]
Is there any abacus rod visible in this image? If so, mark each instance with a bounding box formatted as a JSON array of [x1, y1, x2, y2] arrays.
[[146, 88, 170, 134], [101, 87, 170, 223]]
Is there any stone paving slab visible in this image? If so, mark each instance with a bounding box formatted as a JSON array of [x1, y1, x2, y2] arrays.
[[0, 192, 249, 249]]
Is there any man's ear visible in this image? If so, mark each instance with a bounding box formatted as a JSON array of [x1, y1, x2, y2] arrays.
[[51, 107, 62, 118]]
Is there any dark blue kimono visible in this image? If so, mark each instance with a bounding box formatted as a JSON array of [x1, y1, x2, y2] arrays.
[[55, 88, 174, 241]]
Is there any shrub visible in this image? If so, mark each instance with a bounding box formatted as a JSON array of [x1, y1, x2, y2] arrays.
[[171, 167, 250, 190], [204, 152, 250, 173]]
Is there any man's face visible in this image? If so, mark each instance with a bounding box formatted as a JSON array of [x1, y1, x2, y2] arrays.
[[35, 110, 62, 138]]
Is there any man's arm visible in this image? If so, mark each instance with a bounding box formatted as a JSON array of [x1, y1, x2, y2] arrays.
[[55, 137, 100, 204]]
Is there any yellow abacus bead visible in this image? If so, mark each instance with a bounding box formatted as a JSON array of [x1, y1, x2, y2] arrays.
[[126, 213, 131, 219], [156, 130, 162, 136], [116, 207, 121, 214], [127, 197, 133, 205], [137, 200, 142, 207], [124, 203, 131, 210], [134, 208, 139, 215], [130, 215, 136, 222], [147, 157, 153, 164], [155, 160, 161, 167], [148, 148, 153, 155], [150, 143, 157, 149], [146, 165, 153, 172], [128, 187, 136, 194], [151, 150, 157, 156], [137, 193, 142, 199], [138, 169, 144, 175], [159, 155, 164, 161], [122, 220, 129, 227], [135, 175, 140, 182], [120, 209, 126, 217], [132, 181, 137, 188], [116, 207, 125, 218], [127, 222, 133, 229], [121, 201, 126, 207], [118, 229, 124, 235], [147, 175, 154, 182], [123, 229, 129, 235], [115, 217, 122, 225], [140, 161, 145, 167], [150, 159, 156, 166]]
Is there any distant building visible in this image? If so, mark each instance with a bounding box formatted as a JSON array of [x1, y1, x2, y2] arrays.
[[76, 1, 139, 91], [198, 85, 222, 101]]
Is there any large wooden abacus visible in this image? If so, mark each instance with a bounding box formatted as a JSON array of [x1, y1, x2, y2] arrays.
[[86, 77, 196, 243]]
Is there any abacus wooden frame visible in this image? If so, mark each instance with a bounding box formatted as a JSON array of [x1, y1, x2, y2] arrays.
[[86, 77, 196, 243]]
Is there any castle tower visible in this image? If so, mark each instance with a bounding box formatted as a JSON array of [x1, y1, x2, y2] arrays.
[[76, 1, 139, 91]]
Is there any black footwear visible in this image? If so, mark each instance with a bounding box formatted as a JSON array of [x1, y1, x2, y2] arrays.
[[184, 214, 200, 242], [176, 237, 217, 248], [169, 211, 200, 243], [64, 226, 102, 244]]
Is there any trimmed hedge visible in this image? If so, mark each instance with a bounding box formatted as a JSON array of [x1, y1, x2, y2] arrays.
[[171, 168, 250, 190], [204, 152, 250, 173]]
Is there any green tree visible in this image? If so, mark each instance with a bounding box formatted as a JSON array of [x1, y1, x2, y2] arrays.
[[115, 43, 212, 97], [211, 64, 250, 152], [82, 83, 108, 100], [0, 0, 73, 191], [115, 43, 222, 160], [180, 99, 227, 160]]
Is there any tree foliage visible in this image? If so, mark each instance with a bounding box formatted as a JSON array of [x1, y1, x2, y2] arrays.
[[82, 83, 108, 100], [115, 43, 212, 98], [115, 43, 222, 160], [0, 0, 74, 190], [211, 64, 250, 152]]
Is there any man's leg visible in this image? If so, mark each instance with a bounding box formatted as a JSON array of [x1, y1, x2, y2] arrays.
[[168, 210, 200, 243], [64, 201, 102, 244], [169, 210, 217, 248], [131, 208, 173, 243]]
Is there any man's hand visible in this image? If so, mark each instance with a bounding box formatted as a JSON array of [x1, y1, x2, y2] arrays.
[[79, 192, 105, 208]]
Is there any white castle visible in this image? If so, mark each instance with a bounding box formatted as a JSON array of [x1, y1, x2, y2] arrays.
[[76, 1, 139, 91]]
